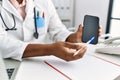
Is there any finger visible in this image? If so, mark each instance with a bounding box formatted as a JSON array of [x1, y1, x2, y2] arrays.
[[77, 24, 83, 33], [64, 42, 84, 50], [99, 28, 102, 32], [73, 44, 86, 56], [74, 43, 85, 50], [74, 46, 87, 59], [59, 50, 75, 61], [99, 24, 102, 29], [65, 56, 76, 61], [64, 42, 77, 49], [60, 46, 87, 61], [99, 33, 102, 37], [99, 27, 102, 35], [98, 26, 102, 37]]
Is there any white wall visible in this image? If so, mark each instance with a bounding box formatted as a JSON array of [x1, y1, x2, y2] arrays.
[[74, 0, 110, 34]]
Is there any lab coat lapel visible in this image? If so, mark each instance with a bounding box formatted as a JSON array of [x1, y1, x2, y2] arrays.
[[2, 0, 23, 20], [23, 0, 35, 41], [25, 0, 35, 20]]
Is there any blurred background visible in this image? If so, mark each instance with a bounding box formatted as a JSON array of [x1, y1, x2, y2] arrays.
[[52, 0, 120, 37]]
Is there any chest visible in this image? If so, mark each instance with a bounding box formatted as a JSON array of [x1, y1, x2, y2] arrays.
[[0, 5, 50, 41]]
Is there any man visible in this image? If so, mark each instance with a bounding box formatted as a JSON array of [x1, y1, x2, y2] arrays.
[[0, 0, 101, 61]]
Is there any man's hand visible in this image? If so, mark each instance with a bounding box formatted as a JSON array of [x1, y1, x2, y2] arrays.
[[66, 24, 102, 43], [50, 42, 87, 61], [66, 24, 83, 43]]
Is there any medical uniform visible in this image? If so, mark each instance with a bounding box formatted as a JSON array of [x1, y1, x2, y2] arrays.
[[0, 0, 72, 60]]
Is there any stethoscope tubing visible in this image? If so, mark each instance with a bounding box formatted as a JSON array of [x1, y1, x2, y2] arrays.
[[0, 8, 39, 39], [0, 13, 17, 31], [33, 7, 39, 39]]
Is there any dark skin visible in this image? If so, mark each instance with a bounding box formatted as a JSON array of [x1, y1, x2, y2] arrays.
[[66, 24, 102, 43], [15, 0, 101, 61], [17, 0, 23, 4]]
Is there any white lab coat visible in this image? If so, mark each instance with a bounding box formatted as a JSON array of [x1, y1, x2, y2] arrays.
[[0, 0, 72, 61]]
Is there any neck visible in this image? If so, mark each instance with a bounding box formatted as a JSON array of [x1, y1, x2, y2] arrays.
[[16, 0, 23, 4]]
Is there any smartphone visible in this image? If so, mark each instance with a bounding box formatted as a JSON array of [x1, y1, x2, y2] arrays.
[[82, 15, 99, 44]]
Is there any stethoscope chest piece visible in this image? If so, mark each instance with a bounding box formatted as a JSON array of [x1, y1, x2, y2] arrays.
[[33, 31, 39, 39]]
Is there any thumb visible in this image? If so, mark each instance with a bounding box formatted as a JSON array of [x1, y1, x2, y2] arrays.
[[77, 24, 83, 33]]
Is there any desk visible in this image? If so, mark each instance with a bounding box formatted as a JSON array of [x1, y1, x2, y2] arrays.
[[5, 45, 120, 80], [86, 44, 120, 67], [44, 55, 120, 80], [4, 59, 21, 80]]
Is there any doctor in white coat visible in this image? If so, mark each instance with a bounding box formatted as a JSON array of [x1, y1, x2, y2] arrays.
[[0, 0, 101, 61]]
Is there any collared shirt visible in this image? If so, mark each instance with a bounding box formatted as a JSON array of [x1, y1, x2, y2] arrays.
[[9, 0, 27, 20]]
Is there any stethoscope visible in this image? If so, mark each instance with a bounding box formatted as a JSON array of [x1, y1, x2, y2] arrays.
[[0, 7, 43, 39], [0, 13, 17, 31]]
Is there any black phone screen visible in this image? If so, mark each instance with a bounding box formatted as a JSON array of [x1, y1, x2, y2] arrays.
[[82, 15, 99, 44]]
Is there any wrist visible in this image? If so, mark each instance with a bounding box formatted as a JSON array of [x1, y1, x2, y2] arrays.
[[44, 44, 54, 56]]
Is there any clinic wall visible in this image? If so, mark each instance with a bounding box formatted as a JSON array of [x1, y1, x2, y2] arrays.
[[74, 0, 110, 34]]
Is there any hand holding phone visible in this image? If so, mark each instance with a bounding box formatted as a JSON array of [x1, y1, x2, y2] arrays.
[[82, 15, 99, 44]]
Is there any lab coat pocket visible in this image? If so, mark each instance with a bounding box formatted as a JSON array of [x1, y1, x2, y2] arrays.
[[35, 17, 45, 28], [23, 17, 46, 41], [35, 17, 46, 35], [25, 18, 35, 30], [37, 25, 46, 35]]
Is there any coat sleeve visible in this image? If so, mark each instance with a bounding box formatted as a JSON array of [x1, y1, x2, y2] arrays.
[[47, 0, 73, 42], [0, 24, 28, 61], [0, 5, 28, 61]]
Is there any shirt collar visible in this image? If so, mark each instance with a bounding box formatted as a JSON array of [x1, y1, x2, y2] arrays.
[[9, 0, 27, 9], [2, 0, 35, 20], [2, 0, 19, 17]]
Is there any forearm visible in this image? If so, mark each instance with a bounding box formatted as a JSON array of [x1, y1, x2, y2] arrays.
[[22, 44, 53, 58], [22, 42, 87, 61]]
